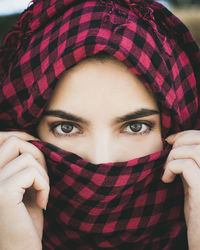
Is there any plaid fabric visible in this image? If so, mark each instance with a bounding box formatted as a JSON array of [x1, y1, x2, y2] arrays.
[[0, 0, 200, 135], [0, 0, 200, 249], [31, 140, 186, 249]]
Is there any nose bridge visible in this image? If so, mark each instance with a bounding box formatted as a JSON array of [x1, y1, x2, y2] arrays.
[[90, 131, 114, 164]]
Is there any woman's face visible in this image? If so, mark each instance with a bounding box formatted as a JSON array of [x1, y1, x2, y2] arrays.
[[37, 58, 163, 164]]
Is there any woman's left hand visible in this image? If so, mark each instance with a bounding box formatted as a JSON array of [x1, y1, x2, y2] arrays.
[[162, 130, 200, 250]]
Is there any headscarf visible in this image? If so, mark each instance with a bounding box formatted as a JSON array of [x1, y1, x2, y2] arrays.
[[0, 0, 200, 249]]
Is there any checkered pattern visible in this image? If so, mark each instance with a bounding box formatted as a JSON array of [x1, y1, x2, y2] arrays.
[[32, 140, 186, 250], [0, 0, 200, 249]]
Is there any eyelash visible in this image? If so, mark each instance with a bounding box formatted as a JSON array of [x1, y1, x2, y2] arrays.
[[49, 122, 82, 137], [49, 121, 154, 137], [121, 121, 154, 135]]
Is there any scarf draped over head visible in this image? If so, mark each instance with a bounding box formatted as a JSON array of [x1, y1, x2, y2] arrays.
[[0, 0, 200, 249]]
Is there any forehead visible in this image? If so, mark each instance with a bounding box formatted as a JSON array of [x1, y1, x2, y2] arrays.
[[47, 58, 158, 115]]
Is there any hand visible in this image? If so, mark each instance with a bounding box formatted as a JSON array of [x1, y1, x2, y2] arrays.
[[0, 131, 49, 250], [162, 130, 200, 250]]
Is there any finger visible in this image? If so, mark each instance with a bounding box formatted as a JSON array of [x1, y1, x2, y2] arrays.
[[166, 130, 200, 147], [23, 188, 44, 239], [0, 153, 49, 185], [2, 165, 50, 210], [166, 144, 200, 167], [0, 131, 38, 144], [162, 159, 200, 187], [0, 136, 46, 169]]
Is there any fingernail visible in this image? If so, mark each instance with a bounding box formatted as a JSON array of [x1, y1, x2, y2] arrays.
[[165, 134, 175, 143], [40, 196, 48, 210], [43, 202, 47, 210], [161, 172, 168, 183], [161, 167, 166, 181]]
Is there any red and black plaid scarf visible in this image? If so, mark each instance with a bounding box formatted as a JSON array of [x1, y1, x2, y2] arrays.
[[0, 0, 200, 249]]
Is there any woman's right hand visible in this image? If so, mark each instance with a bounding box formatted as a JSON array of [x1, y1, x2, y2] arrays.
[[0, 131, 49, 250]]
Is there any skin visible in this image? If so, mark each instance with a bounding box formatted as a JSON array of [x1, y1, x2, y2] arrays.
[[0, 132, 49, 249], [163, 131, 200, 250], [38, 59, 163, 163], [0, 58, 200, 249]]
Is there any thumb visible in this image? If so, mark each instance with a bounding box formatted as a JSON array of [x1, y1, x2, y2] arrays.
[[165, 134, 177, 144]]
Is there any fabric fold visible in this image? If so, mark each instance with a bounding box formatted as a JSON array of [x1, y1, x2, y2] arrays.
[[31, 141, 186, 249], [0, 0, 199, 249]]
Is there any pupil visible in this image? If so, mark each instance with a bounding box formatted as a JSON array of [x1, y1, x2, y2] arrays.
[[130, 123, 142, 132], [61, 124, 73, 133]]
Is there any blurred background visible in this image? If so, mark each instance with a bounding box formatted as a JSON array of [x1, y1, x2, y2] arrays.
[[0, 0, 199, 46], [159, 0, 200, 47]]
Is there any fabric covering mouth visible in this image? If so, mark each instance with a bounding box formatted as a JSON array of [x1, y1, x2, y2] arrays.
[[0, 0, 199, 249], [0, 0, 199, 138], [31, 140, 186, 249]]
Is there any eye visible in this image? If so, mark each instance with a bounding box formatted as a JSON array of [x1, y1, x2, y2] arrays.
[[123, 121, 153, 135], [50, 122, 81, 137]]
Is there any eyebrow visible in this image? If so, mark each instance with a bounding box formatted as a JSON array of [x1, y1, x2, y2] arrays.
[[113, 108, 159, 124], [43, 110, 89, 125], [43, 108, 159, 125]]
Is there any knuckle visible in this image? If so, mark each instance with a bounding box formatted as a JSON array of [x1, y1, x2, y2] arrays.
[[19, 131, 30, 137], [23, 143, 46, 166], [167, 148, 176, 160], [35, 149, 46, 162], [6, 136, 19, 145], [40, 169, 49, 184], [8, 131, 34, 140], [164, 160, 175, 172], [21, 152, 35, 162], [20, 131, 36, 138], [19, 131, 37, 141], [27, 165, 37, 176], [1, 136, 20, 151], [166, 161, 175, 171]]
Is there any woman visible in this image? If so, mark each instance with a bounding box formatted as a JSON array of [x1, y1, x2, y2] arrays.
[[0, 0, 200, 249]]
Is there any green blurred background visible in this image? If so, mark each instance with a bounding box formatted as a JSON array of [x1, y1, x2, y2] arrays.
[[0, 0, 199, 46], [0, 14, 19, 44]]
